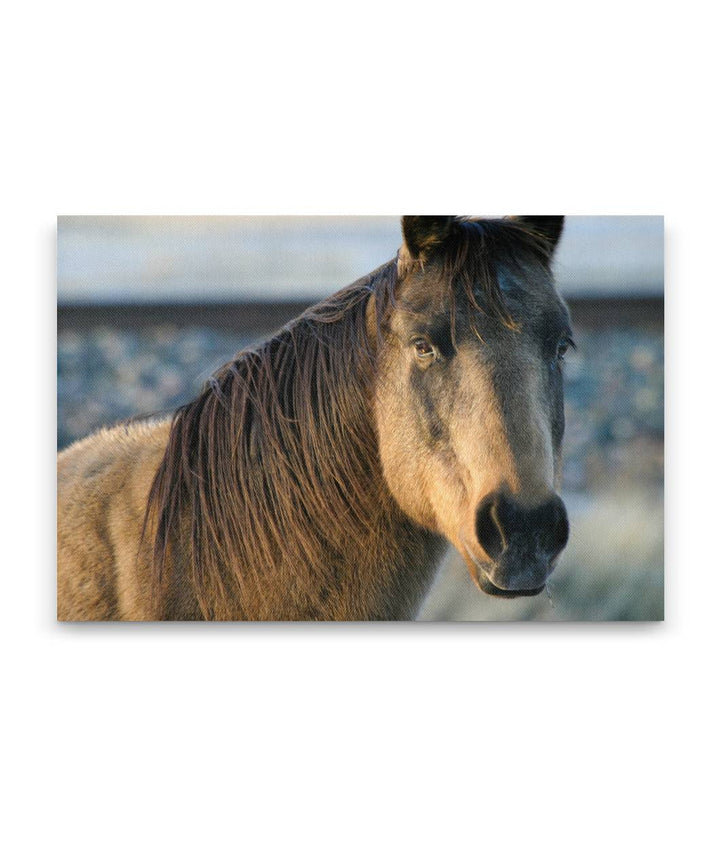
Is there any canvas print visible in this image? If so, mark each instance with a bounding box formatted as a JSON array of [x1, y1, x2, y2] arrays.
[[57, 215, 663, 621]]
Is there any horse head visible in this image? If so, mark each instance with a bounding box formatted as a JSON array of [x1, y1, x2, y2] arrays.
[[373, 215, 572, 597]]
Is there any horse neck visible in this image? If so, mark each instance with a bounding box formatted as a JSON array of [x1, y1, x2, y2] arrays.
[[331, 507, 447, 620], [305, 461, 447, 620], [157, 311, 447, 620], [236, 401, 446, 621]]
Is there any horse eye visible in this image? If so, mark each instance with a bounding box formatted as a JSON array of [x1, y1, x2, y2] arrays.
[[413, 338, 436, 361], [556, 336, 575, 360]]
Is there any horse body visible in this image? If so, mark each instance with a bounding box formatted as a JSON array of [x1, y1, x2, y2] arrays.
[[57, 402, 445, 622], [57, 216, 571, 621], [57, 419, 170, 619]]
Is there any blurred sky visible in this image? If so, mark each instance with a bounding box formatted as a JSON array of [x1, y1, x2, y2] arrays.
[[57, 215, 663, 304]]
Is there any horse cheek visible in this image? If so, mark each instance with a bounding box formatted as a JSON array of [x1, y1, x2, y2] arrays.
[[373, 368, 436, 531]]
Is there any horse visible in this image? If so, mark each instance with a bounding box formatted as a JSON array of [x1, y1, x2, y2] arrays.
[[57, 215, 573, 621]]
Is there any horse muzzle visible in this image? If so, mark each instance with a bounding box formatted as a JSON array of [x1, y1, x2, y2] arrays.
[[470, 490, 569, 597]]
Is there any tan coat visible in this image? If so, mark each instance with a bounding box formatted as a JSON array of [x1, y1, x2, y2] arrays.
[[57, 420, 170, 620]]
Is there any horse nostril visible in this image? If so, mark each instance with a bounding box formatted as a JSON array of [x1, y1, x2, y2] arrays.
[[548, 497, 570, 558], [476, 492, 569, 563], [475, 494, 505, 561]]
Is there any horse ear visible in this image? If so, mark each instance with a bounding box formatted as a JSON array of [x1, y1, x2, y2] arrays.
[[402, 216, 455, 259], [513, 216, 565, 254]]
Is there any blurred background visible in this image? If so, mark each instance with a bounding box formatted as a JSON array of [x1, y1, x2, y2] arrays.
[[57, 216, 664, 621]]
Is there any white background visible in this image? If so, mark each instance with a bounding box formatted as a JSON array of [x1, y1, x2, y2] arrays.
[[3, 1, 717, 854]]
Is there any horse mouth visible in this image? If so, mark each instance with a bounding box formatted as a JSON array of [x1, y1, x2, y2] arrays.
[[460, 538, 548, 599], [475, 571, 545, 599]]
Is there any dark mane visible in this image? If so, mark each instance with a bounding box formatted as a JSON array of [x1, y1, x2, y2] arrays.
[[144, 218, 551, 619], [145, 261, 398, 618]]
